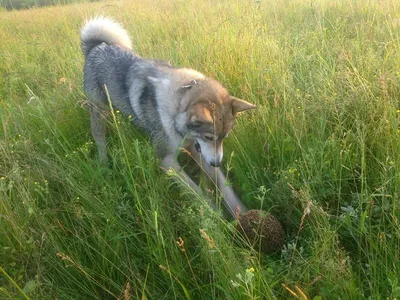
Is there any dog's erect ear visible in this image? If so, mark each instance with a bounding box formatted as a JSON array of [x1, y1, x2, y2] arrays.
[[231, 97, 257, 115], [181, 79, 198, 90], [189, 104, 213, 127]]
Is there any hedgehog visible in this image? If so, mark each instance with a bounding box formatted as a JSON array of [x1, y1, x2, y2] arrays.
[[236, 210, 285, 254]]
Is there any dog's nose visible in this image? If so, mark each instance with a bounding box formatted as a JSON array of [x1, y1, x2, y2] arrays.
[[209, 160, 221, 168]]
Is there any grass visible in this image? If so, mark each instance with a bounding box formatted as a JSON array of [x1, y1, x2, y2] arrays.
[[0, 0, 101, 11], [0, 0, 400, 298]]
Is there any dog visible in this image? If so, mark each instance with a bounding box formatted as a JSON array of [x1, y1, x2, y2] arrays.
[[81, 17, 256, 217]]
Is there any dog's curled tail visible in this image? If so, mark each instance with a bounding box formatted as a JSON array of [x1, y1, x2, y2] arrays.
[[81, 16, 132, 56]]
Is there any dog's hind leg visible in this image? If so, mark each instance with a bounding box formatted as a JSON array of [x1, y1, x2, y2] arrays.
[[89, 103, 109, 165]]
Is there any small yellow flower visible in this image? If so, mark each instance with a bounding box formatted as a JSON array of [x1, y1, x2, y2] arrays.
[[248, 267, 255, 273]]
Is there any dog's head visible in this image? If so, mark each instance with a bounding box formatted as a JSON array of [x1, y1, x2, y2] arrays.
[[183, 79, 256, 167]]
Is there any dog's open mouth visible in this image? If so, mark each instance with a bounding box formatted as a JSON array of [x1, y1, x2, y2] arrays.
[[194, 142, 201, 153]]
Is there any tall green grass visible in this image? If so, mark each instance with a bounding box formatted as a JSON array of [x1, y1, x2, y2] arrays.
[[1, 0, 399, 298], [0, 0, 101, 11]]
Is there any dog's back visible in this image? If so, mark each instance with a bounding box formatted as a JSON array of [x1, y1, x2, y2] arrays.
[[81, 17, 135, 116], [82, 17, 164, 128], [81, 17, 177, 158], [84, 44, 137, 115]]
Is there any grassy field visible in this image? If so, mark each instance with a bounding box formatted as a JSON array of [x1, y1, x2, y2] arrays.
[[1, 0, 400, 298], [0, 0, 101, 11]]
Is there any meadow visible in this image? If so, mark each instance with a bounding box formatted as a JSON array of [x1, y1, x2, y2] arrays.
[[1, 0, 400, 298], [0, 0, 100, 10]]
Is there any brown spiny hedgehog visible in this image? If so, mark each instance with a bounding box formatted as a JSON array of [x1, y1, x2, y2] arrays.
[[237, 210, 285, 254]]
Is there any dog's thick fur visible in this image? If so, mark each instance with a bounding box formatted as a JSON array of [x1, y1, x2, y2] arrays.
[[81, 17, 256, 217]]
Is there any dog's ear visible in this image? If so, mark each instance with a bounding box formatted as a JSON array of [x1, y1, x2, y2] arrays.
[[231, 97, 257, 115], [181, 79, 198, 91], [188, 103, 213, 128]]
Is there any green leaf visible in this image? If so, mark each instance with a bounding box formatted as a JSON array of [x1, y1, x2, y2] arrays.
[[23, 280, 37, 294]]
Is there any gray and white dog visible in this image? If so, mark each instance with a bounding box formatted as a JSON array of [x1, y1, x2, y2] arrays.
[[81, 17, 256, 217]]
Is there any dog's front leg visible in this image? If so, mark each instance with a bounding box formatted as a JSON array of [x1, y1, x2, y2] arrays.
[[189, 146, 248, 218], [204, 165, 248, 218], [161, 154, 202, 195], [161, 154, 219, 212]]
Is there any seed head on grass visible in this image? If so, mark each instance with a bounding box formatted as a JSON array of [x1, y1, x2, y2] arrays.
[[177, 237, 200, 289], [200, 228, 216, 249]]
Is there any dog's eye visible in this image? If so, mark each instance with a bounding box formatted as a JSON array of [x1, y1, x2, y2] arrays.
[[203, 135, 215, 141]]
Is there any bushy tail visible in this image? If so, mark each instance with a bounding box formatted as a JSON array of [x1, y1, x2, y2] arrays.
[[81, 16, 132, 56]]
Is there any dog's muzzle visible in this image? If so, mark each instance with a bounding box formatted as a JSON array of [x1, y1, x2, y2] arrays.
[[194, 142, 201, 153], [209, 160, 220, 168]]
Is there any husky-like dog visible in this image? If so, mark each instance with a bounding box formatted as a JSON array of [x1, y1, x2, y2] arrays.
[[81, 17, 256, 217]]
